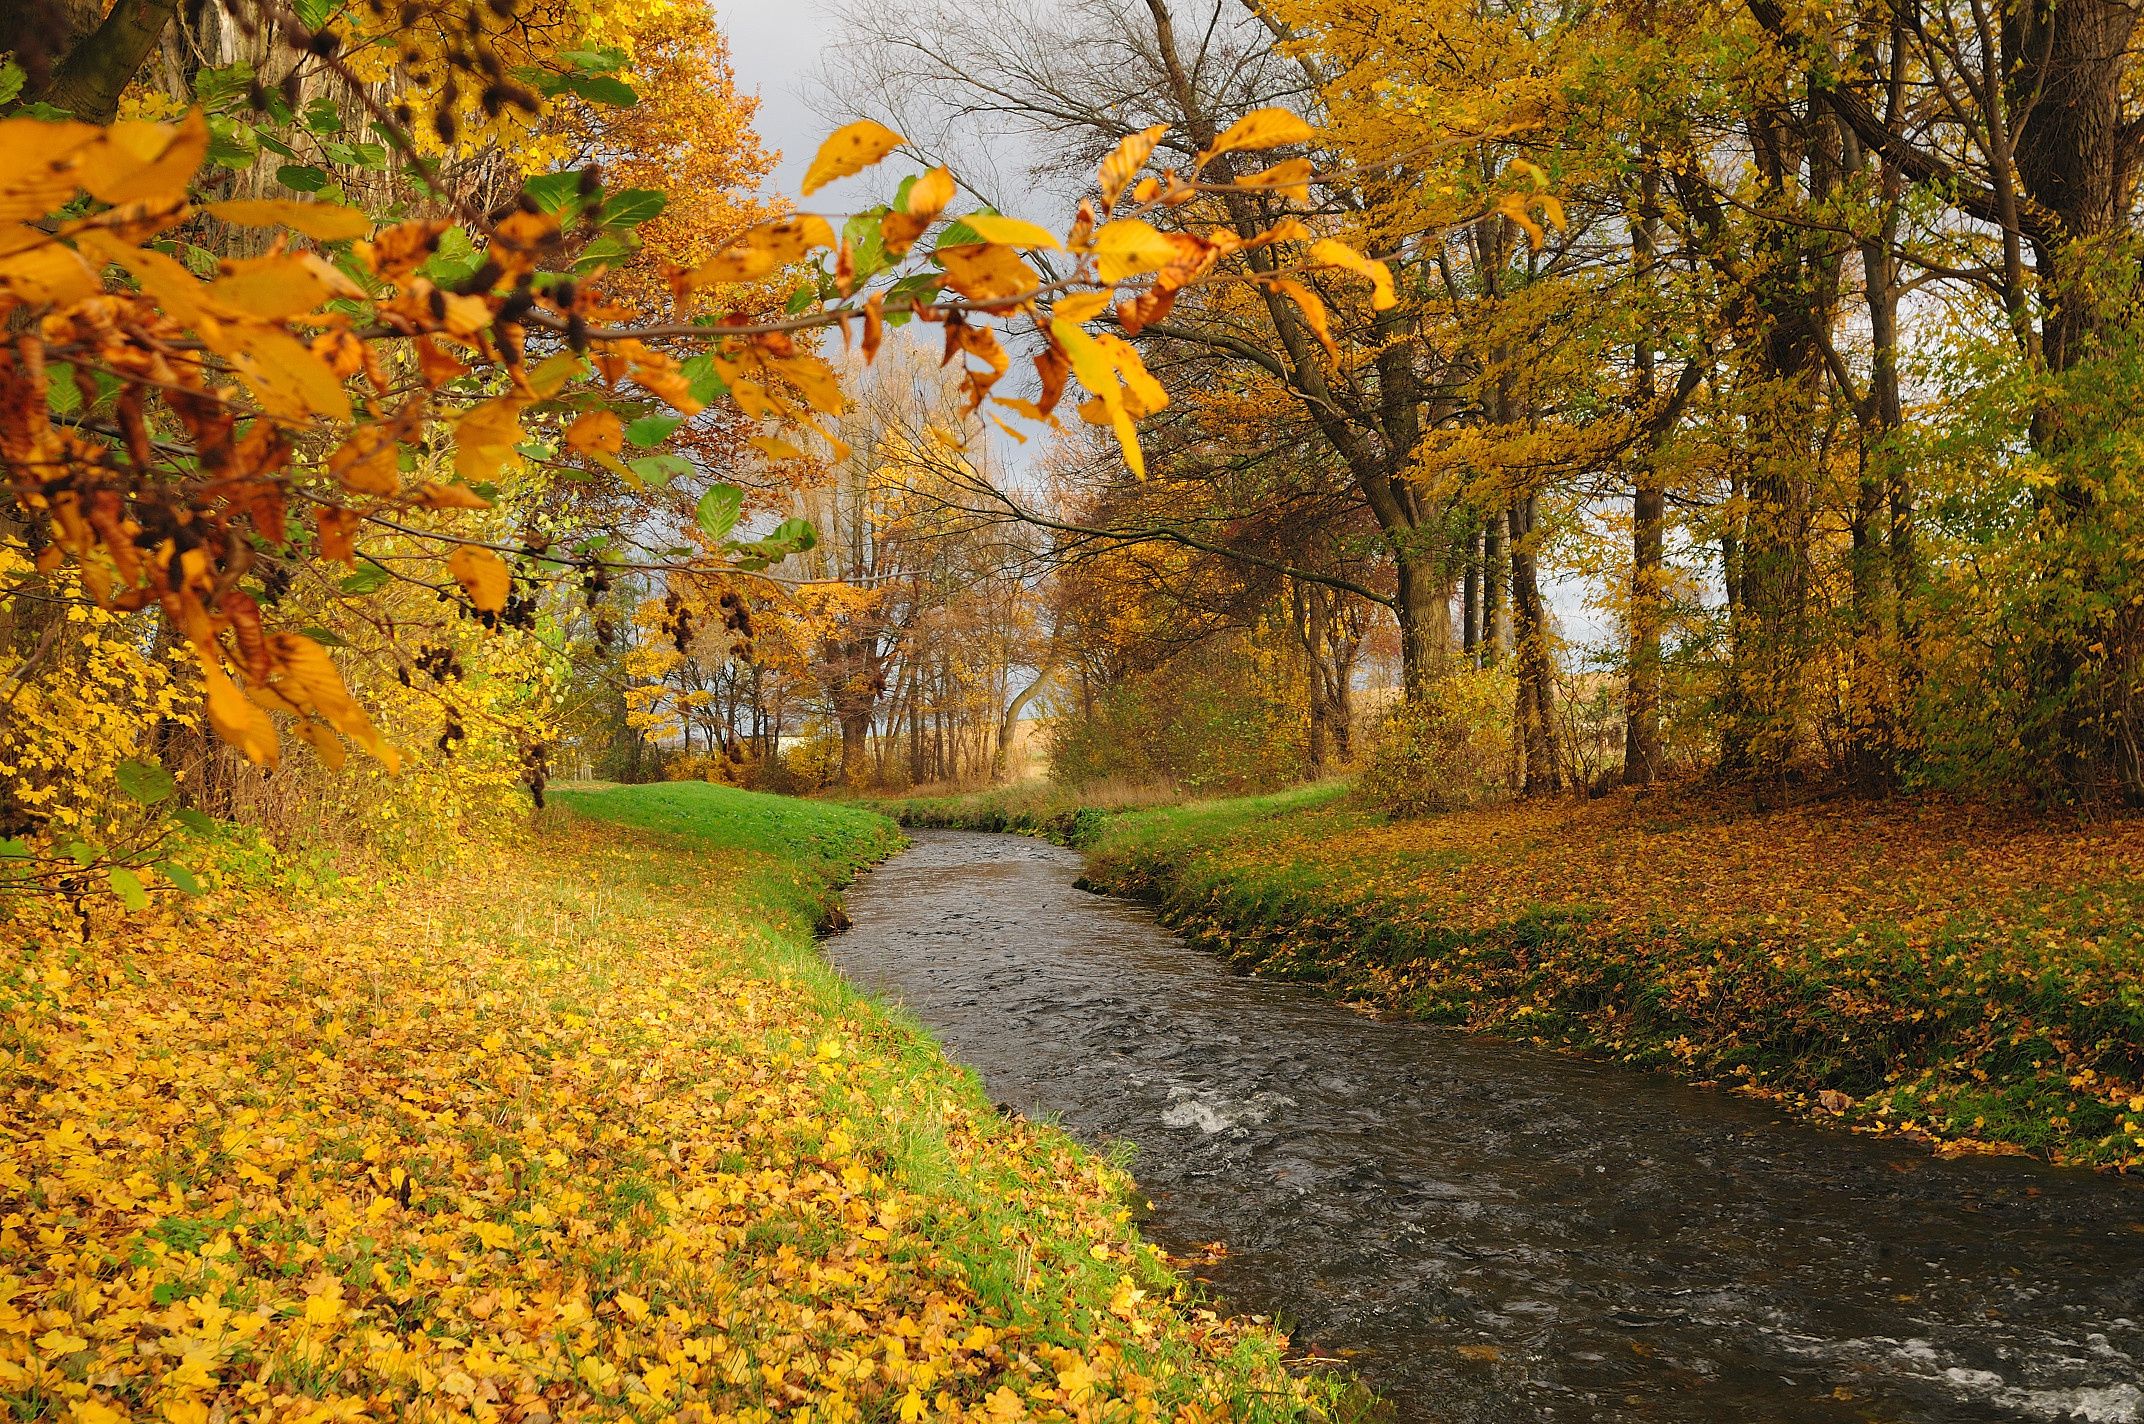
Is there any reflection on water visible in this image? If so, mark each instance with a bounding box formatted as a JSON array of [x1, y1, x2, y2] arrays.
[[827, 831, 2144, 1424]]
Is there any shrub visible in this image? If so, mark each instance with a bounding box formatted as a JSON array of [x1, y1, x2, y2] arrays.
[[1356, 667, 1514, 816]]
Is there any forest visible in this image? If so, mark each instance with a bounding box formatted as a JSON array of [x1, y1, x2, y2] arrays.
[[7, 0, 2144, 1420]]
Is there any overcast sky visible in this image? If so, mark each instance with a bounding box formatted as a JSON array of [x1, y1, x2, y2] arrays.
[[717, 3, 857, 201]]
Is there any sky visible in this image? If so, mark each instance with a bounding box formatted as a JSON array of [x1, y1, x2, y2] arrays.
[[716, 4, 859, 202]]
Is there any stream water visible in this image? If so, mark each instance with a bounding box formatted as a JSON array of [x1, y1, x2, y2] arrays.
[[826, 830, 2144, 1424]]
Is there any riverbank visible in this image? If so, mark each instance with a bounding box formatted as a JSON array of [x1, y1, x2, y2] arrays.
[[883, 781, 2144, 1171], [1, 783, 1336, 1422]]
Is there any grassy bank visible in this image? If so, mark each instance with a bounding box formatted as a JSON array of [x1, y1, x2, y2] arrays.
[[2, 783, 1335, 1422], [885, 781, 2144, 1171]]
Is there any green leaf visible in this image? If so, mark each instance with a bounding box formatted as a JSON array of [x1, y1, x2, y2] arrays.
[[419, 225, 480, 286], [0, 60, 26, 106], [561, 47, 628, 72], [108, 867, 150, 912], [192, 61, 253, 111], [277, 164, 329, 193], [205, 119, 258, 171], [0, 837, 28, 859], [173, 809, 219, 836], [573, 233, 636, 274], [321, 139, 386, 168], [625, 413, 682, 448], [299, 626, 350, 647], [736, 517, 817, 566], [696, 483, 744, 541], [842, 210, 892, 284], [598, 189, 665, 229], [560, 73, 637, 107], [523, 172, 583, 214], [46, 364, 80, 415], [256, 131, 297, 159], [683, 353, 729, 406], [155, 861, 204, 895], [629, 453, 694, 489], [293, 0, 335, 25], [65, 840, 99, 869], [302, 96, 343, 134], [340, 561, 391, 595], [115, 759, 176, 806], [935, 217, 987, 251]]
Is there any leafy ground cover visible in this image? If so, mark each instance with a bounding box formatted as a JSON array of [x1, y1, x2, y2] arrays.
[[888, 781, 2144, 1170], [2, 784, 1337, 1423]]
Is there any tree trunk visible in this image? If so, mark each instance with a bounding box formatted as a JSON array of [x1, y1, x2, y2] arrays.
[[32, 0, 184, 122], [839, 712, 871, 789], [1394, 550, 1452, 702], [1480, 509, 1508, 665], [1624, 168, 1666, 786], [1508, 497, 1564, 794]]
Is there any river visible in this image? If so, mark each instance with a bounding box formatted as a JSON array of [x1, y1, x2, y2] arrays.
[[825, 830, 2144, 1423]]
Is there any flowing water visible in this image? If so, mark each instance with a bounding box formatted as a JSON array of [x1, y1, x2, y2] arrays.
[[826, 830, 2144, 1424]]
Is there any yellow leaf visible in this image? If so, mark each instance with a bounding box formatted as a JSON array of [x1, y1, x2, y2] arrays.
[[417, 480, 492, 510], [1093, 333, 1167, 417], [750, 435, 807, 461], [1097, 124, 1168, 213], [1201, 107, 1314, 163], [802, 120, 904, 196], [1272, 278, 1337, 361], [227, 327, 352, 423], [77, 108, 208, 206], [517, 352, 581, 401], [959, 213, 1062, 250], [0, 118, 102, 222], [208, 252, 347, 321], [1091, 219, 1184, 282], [204, 198, 370, 242], [1052, 292, 1111, 324], [1052, 318, 1141, 477], [1308, 237, 1396, 310], [329, 425, 401, 495], [904, 166, 957, 219], [1495, 192, 1546, 251], [686, 215, 837, 286], [269, 632, 400, 771], [454, 397, 525, 481], [0, 236, 98, 305], [295, 719, 347, 771], [1236, 156, 1313, 200], [447, 545, 512, 615], [565, 409, 624, 456], [199, 654, 279, 769], [938, 244, 1040, 305]]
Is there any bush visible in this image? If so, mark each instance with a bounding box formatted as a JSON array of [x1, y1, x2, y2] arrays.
[[781, 734, 844, 792], [1356, 668, 1514, 816]]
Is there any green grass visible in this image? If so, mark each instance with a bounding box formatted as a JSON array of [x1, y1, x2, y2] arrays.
[[553, 781, 1353, 1418]]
